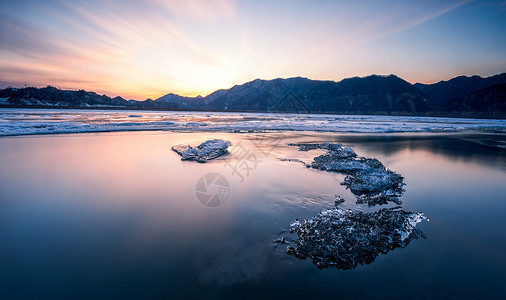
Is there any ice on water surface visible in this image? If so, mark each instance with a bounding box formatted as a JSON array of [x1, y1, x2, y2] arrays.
[[286, 207, 429, 269], [172, 139, 232, 163], [0, 108, 495, 271], [289, 142, 405, 205], [281, 142, 428, 269], [1, 108, 505, 136]]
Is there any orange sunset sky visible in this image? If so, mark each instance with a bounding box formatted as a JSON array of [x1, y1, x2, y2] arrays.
[[1, 0, 506, 100]]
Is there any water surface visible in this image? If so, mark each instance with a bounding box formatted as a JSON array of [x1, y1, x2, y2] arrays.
[[1, 131, 505, 299]]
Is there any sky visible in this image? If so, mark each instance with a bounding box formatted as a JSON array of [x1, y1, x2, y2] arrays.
[[1, 0, 506, 100]]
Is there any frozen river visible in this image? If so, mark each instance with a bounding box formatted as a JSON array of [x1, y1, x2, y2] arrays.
[[1, 108, 505, 136], [1, 128, 505, 299]]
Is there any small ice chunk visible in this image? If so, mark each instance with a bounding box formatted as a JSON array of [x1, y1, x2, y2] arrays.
[[334, 195, 345, 206], [274, 237, 288, 244]]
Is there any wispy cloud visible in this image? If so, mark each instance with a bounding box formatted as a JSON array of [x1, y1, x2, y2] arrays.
[[0, 0, 240, 98], [341, 0, 472, 50], [150, 0, 236, 21], [394, 0, 472, 34], [0, 0, 504, 98], [297, 0, 475, 81]]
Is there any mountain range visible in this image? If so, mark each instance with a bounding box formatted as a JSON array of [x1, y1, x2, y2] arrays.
[[1, 73, 505, 117]]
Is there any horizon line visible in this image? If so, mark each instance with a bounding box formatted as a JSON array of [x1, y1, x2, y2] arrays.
[[2, 71, 505, 101]]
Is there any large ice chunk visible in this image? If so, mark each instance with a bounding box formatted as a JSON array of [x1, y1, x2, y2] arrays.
[[289, 143, 404, 205], [172, 139, 232, 163], [287, 207, 428, 269]]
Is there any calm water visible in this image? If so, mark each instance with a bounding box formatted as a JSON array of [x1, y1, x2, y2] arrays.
[[1, 131, 505, 299]]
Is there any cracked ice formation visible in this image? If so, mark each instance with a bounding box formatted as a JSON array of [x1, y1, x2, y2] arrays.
[[172, 139, 232, 163], [289, 143, 404, 205], [292, 142, 357, 158], [287, 207, 428, 269], [284, 143, 426, 269]]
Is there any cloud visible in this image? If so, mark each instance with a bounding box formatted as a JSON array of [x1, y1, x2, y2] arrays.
[[0, 0, 503, 99], [150, 0, 236, 21], [393, 0, 472, 34], [347, 0, 471, 49], [0, 0, 240, 98], [301, 0, 473, 69], [0, 13, 73, 59]]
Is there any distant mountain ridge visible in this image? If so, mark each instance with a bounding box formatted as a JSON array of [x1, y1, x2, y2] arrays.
[[441, 83, 506, 113], [150, 75, 432, 114], [0, 86, 132, 107], [414, 73, 506, 106], [1, 73, 505, 117]]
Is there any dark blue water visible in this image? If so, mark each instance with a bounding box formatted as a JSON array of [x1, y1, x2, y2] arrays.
[[1, 131, 505, 299]]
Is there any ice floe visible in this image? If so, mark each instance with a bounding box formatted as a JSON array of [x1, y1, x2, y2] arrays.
[[281, 142, 428, 269], [289, 143, 405, 205], [286, 207, 428, 269], [172, 139, 232, 163]]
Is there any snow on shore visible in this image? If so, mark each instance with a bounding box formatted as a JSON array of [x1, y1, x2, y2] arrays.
[[1, 108, 505, 136]]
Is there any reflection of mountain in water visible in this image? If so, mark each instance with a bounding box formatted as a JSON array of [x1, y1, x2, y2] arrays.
[[332, 134, 506, 172], [283, 132, 506, 172]]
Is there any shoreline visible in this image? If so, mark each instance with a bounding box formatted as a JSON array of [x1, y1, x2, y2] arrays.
[[1, 108, 505, 137], [1, 128, 505, 138], [2, 104, 505, 119]]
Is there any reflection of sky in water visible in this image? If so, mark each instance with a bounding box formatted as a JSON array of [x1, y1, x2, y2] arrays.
[[0, 131, 505, 298]]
